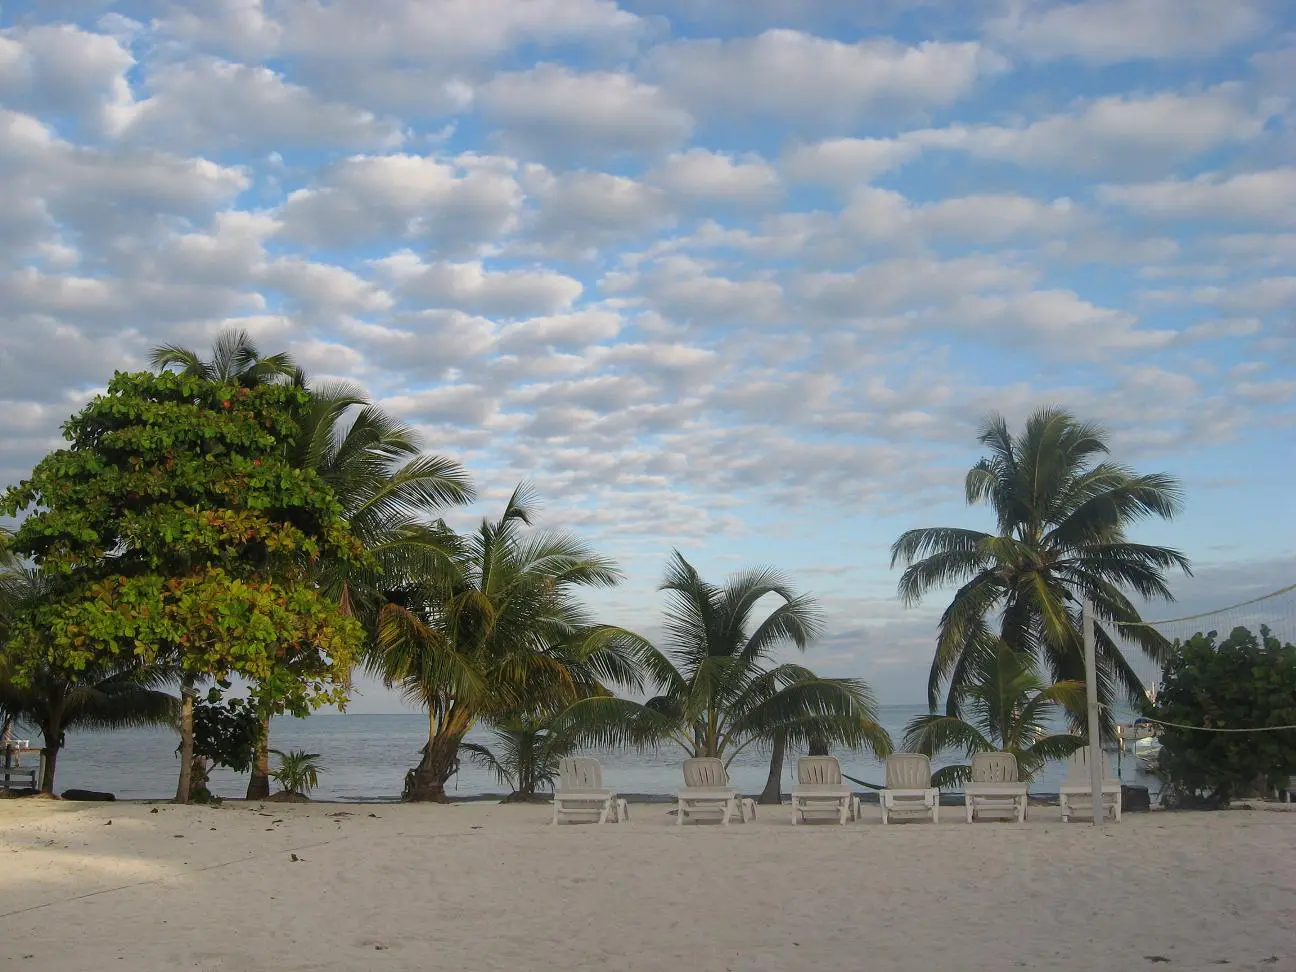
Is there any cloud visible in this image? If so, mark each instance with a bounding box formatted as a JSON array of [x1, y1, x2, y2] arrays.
[[277, 152, 523, 248], [648, 149, 781, 205], [1098, 169, 1296, 223], [479, 65, 694, 159], [121, 57, 405, 152], [647, 30, 1005, 125], [782, 137, 923, 189], [987, 0, 1269, 63], [372, 251, 584, 317], [522, 168, 674, 253], [0, 23, 136, 135]]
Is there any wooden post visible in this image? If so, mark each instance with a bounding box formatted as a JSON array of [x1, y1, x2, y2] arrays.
[[1083, 598, 1105, 826]]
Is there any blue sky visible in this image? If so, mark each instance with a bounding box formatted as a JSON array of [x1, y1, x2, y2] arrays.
[[1, 0, 1293, 710]]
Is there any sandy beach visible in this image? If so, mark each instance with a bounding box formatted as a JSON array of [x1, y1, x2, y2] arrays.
[[1, 800, 1293, 972]]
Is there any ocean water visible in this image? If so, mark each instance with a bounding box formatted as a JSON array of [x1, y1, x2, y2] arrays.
[[24, 704, 1160, 802]]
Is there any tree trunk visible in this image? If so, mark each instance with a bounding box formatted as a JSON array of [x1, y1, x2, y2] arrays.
[[404, 713, 465, 803], [40, 740, 60, 795], [245, 717, 271, 800], [175, 677, 196, 804], [757, 731, 786, 805], [808, 735, 829, 757]]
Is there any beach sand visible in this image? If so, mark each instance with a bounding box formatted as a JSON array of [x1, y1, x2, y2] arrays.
[[1, 799, 1293, 972]]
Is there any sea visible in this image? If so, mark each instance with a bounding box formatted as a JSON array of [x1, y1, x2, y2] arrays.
[[28, 704, 1159, 802]]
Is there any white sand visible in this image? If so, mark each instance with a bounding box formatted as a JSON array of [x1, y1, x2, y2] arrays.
[[2, 799, 1293, 972]]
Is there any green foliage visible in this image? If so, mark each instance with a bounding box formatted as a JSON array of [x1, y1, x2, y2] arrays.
[[460, 716, 579, 800], [0, 370, 366, 710], [0, 565, 179, 793], [1154, 625, 1296, 805], [191, 689, 261, 774], [891, 407, 1190, 722], [371, 484, 645, 799], [558, 551, 892, 765], [270, 748, 323, 796], [902, 640, 1087, 787]]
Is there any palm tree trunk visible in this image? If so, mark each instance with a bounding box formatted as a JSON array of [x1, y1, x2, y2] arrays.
[[404, 711, 467, 802], [39, 709, 64, 795], [758, 731, 786, 805], [175, 677, 196, 804], [808, 734, 829, 757], [245, 717, 271, 799]]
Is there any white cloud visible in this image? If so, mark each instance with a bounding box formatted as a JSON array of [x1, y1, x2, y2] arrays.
[[0, 24, 136, 134], [649, 149, 781, 204], [122, 58, 405, 152], [479, 65, 694, 159], [648, 30, 1005, 125], [523, 169, 674, 251], [1099, 169, 1296, 223], [499, 309, 624, 351], [782, 137, 922, 189], [987, 0, 1269, 63], [372, 251, 583, 317], [920, 85, 1278, 173], [277, 152, 522, 248]]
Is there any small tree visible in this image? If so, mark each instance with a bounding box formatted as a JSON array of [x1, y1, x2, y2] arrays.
[[1, 371, 367, 803], [459, 716, 579, 802], [269, 749, 322, 797], [187, 690, 261, 803], [1154, 625, 1296, 806]]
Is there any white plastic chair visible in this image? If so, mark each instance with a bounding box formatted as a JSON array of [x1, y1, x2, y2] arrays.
[[1057, 745, 1122, 822], [676, 757, 754, 825], [963, 751, 1028, 823], [552, 757, 627, 825], [790, 755, 859, 825], [879, 753, 939, 824]]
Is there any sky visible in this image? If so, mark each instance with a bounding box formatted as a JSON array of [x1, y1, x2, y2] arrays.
[[0, 0, 1293, 712]]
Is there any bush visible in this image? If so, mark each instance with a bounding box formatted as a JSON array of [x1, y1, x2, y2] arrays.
[[1154, 626, 1296, 806], [269, 748, 322, 797]]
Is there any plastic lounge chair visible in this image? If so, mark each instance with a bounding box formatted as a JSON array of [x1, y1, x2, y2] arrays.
[[676, 757, 754, 825], [879, 753, 939, 824], [1057, 745, 1122, 822], [963, 751, 1028, 823], [790, 755, 859, 825], [552, 757, 627, 825]]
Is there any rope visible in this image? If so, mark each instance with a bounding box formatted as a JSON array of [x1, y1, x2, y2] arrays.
[[1120, 581, 1296, 628], [1136, 715, 1296, 733]]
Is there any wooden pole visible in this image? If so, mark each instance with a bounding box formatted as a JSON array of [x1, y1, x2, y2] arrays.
[[1083, 598, 1105, 826]]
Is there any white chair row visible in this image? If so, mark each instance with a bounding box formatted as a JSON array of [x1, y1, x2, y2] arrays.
[[552, 749, 1122, 825]]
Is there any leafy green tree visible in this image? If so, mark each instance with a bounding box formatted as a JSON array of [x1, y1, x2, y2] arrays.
[[188, 690, 261, 803], [152, 332, 472, 799], [460, 716, 579, 802], [269, 748, 323, 797], [891, 407, 1190, 723], [558, 551, 892, 800], [1154, 626, 1296, 806], [902, 639, 1087, 787], [0, 567, 178, 794], [0, 370, 367, 803], [371, 485, 647, 802]]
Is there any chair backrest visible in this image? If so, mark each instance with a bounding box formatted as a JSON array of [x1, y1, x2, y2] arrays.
[[1064, 743, 1113, 783], [885, 753, 932, 789], [682, 757, 728, 788], [559, 756, 603, 791], [970, 751, 1019, 784], [797, 755, 843, 785]]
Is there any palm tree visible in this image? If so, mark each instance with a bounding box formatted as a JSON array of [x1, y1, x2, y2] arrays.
[[901, 639, 1087, 787], [891, 407, 1190, 723], [152, 332, 474, 799], [149, 329, 299, 387], [0, 567, 180, 793], [371, 485, 649, 802], [556, 551, 892, 801], [459, 715, 578, 802]]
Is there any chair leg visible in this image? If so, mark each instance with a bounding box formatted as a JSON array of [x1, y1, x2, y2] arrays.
[[552, 801, 560, 825], [677, 800, 686, 825]]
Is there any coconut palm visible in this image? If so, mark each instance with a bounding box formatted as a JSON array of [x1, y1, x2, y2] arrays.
[[555, 552, 892, 798], [902, 639, 1088, 787], [151, 332, 473, 798], [372, 484, 650, 802], [269, 748, 323, 797], [891, 407, 1190, 722], [0, 567, 179, 793], [459, 716, 579, 801]]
